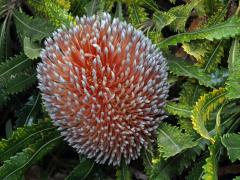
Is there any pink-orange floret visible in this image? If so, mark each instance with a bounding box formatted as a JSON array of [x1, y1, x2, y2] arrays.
[[37, 13, 169, 166]]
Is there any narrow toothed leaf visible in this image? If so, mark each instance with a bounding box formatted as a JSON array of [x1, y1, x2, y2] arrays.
[[222, 133, 240, 162], [158, 16, 240, 48], [0, 121, 55, 162], [13, 10, 55, 41], [157, 123, 197, 159], [226, 38, 240, 99], [191, 88, 227, 142], [0, 53, 32, 81]]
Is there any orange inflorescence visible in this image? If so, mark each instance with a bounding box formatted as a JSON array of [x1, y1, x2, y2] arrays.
[[37, 13, 168, 166]]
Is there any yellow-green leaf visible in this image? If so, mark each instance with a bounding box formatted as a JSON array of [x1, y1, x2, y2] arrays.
[[191, 88, 227, 142]]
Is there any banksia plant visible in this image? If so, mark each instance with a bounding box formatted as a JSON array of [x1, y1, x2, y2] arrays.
[[37, 13, 168, 165], [3, 0, 240, 179]]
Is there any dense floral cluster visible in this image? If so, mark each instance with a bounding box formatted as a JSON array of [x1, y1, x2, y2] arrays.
[[37, 13, 168, 166]]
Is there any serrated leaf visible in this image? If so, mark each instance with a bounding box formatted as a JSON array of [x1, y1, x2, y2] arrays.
[[203, 40, 224, 73], [0, 120, 55, 162], [166, 54, 223, 87], [0, 132, 61, 179], [116, 161, 132, 180], [157, 123, 197, 159], [226, 38, 240, 99], [153, 11, 176, 32], [150, 145, 202, 180], [158, 16, 240, 48], [13, 10, 55, 41], [128, 0, 148, 27], [179, 81, 206, 106], [203, 5, 227, 27], [56, 0, 71, 11], [202, 137, 219, 180], [65, 158, 95, 180], [27, 0, 74, 27], [4, 70, 37, 94], [178, 118, 198, 137], [165, 102, 192, 118], [191, 88, 227, 142], [0, 53, 32, 81], [168, 0, 200, 32], [182, 40, 210, 65], [222, 133, 240, 162], [23, 37, 41, 60]]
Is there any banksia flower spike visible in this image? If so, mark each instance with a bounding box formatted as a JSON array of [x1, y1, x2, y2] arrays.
[[37, 13, 168, 166]]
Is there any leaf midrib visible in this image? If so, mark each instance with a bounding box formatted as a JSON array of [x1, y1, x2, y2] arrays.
[[13, 11, 48, 36]]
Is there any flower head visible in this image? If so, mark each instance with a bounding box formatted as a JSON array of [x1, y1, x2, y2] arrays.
[[37, 13, 168, 166]]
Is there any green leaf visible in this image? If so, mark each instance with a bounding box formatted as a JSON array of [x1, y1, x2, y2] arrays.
[[13, 10, 55, 41], [202, 137, 219, 180], [128, 0, 148, 27], [158, 16, 240, 48], [114, 1, 124, 21], [0, 120, 55, 162], [152, 11, 176, 32], [15, 94, 41, 126], [166, 54, 224, 87], [179, 81, 206, 106], [0, 17, 8, 60], [165, 102, 192, 118], [222, 133, 240, 162], [4, 70, 37, 94], [186, 160, 204, 180], [116, 161, 132, 180], [0, 53, 32, 81], [157, 123, 197, 159], [23, 37, 41, 60], [192, 88, 227, 142], [168, 0, 200, 32], [150, 145, 202, 180], [202, 40, 224, 73], [65, 158, 95, 180], [0, 132, 61, 179], [178, 118, 198, 137], [182, 40, 210, 65], [142, 148, 153, 176], [234, 176, 240, 180], [27, 0, 74, 27], [84, 0, 101, 16], [226, 38, 240, 99]]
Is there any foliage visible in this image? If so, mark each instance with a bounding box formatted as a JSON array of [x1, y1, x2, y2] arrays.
[[157, 123, 197, 158], [191, 88, 227, 142], [158, 16, 240, 48], [226, 38, 240, 99], [65, 158, 95, 180], [0, 0, 240, 179], [222, 133, 240, 162]]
